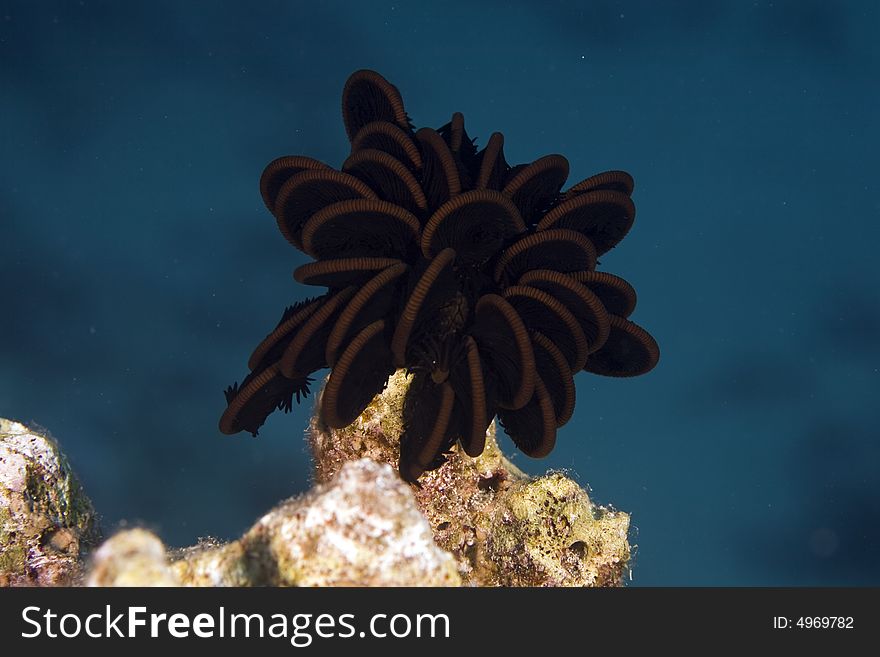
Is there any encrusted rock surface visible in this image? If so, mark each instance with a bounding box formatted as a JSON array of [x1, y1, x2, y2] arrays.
[[0, 419, 98, 586], [1, 371, 631, 587], [484, 474, 630, 587], [86, 459, 459, 587], [311, 370, 631, 586], [241, 458, 459, 586]]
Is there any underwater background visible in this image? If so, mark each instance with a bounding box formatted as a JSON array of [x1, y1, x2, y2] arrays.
[[1, 0, 877, 585]]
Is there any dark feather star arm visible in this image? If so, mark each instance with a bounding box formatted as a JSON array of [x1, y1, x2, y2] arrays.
[[219, 69, 659, 481]]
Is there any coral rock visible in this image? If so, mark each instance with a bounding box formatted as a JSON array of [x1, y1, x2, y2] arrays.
[[87, 459, 460, 587], [239, 458, 460, 586], [0, 419, 98, 586], [310, 370, 632, 586], [485, 474, 631, 587], [4, 367, 631, 588], [86, 529, 180, 586]]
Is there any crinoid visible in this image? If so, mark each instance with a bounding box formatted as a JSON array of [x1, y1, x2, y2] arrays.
[[219, 70, 659, 482]]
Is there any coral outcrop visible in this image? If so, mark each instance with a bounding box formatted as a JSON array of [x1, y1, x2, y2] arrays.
[[1, 370, 631, 586], [310, 370, 631, 586], [88, 459, 460, 586], [0, 419, 98, 586]]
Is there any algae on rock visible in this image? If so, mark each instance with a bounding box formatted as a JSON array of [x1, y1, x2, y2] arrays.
[[0, 419, 98, 586], [309, 370, 632, 587]]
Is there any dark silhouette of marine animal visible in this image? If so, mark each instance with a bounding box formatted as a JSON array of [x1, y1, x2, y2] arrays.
[[219, 70, 659, 482]]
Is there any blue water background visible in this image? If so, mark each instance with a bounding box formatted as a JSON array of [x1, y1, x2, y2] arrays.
[[2, 0, 878, 585]]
